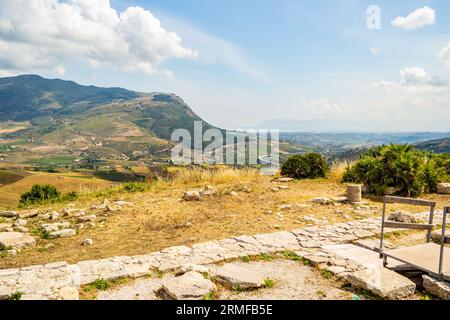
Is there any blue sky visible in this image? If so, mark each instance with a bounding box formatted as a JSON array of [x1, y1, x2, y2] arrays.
[[0, 0, 449, 131]]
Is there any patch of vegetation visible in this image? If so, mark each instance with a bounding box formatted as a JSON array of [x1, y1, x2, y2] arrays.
[[122, 182, 148, 193], [281, 153, 329, 180], [241, 256, 251, 263], [420, 294, 433, 301], [87, 279, 111, 291], [19, 184, 61, 206], [343, 144, 450, 197], [259, 253, 276, 261], [9, 291, 22, 300], [263, 278, 275, 288], [203, 291, 217, 300], [0, 244, 13, 252], [282, 250, 311, 266], [321, 269, 334, 280], [283, 250, 302, 261], [316, 290, 327, 298]]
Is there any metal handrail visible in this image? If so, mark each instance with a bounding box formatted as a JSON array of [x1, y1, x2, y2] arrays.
[[380, 196, 436, 260], [438, 207, 450, 281]]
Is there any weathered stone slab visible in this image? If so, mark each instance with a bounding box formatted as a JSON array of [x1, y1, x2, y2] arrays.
[[48, 229, 76, 239], [159, 271, 215, 300], [98, 278, 161, 300], [437, 183, 450, 195], [344, 268, 415, 300], [0, 211, 18, 218], [210, 263, 266, 290], [423, 275, 450, 300], [253, 231, 300, 251], [0, 232, 35, 249], [354, 238, 396, 252]]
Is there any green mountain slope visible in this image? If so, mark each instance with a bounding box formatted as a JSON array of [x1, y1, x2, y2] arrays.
[[0, 75, 216, 162], [414, 138, 450, 154]]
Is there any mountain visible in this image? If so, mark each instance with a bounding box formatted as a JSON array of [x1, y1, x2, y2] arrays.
[[414, 138, 450, 154], [0, 75, 216, 163]]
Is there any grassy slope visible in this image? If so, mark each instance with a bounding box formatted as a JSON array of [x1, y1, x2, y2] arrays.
[[0, 172, 115, 209]]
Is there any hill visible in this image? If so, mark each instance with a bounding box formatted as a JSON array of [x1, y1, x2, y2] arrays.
[[0, 75, 217, 165], [414, 138, 450, 154]]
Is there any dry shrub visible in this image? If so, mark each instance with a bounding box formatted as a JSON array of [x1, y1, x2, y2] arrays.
[[171, 167, 262, 186], [328, 161, 352, 183]]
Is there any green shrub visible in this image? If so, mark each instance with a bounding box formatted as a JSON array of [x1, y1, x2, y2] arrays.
[[343, 144, 449, 197], [19, 184, 61, 206], [281, 153, 329, 180], [122, 182, 147, 193], [62, 191, 79, 202]]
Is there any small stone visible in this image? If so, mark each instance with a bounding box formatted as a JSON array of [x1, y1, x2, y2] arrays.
[[229, 191, 238, 197], [185, 222, 193, 228], [211, 264, 266, 290], [74, 223, 85, 231], [278, 186, 289, 190], [159, 271, 216, 300], [437, 183, 450, 195], [183, 191, 201, 201], [48, 229, 76, 239], [14, 226, 29, 233], [18, 210, 39, 219], [50, 211, 60, 220], [270, 187, 279, 192], [177, 264, 209, 276], [423, 275, 450, 300], [388, 211, 419, 224], [344, 268, 416, 300], [0, 211, 18, 218], [278, 205, 292, 210], [82, 239, 93, 246], [0, 223, 12, 232], [274, 177, 294, 183], [311, 197, 333, 205], [77, 215, 97, 223], [0, 232, 35, 249], [13, 219, 27, 227], [37, 212, 51, 220]]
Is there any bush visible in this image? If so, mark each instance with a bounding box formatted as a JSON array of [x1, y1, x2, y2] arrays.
[[122, 182, 147, 193], [19, 184, 61, 206], [281, 153, 329, 180], [343, 144, 449, 197]]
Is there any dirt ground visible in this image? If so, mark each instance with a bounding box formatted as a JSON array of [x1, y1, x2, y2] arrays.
[[1, 172, 448, 270]]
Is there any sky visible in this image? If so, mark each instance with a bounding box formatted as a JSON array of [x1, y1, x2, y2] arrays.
[[0, 0, 449, 132]]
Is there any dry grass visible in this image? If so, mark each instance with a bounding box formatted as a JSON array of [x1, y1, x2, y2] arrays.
[[0, 172, 115, 209], [171, 167, 262, 186], [0, 167, 449, 269], [328, 161, 351, 183]]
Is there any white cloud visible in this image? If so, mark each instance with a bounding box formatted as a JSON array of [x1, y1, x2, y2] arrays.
[[392, 6, 436, 30], [0, 0, 197, 76], [399, 67, 431, 85], [438, 43, 450, 70], [370, 47, 380, 56]]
